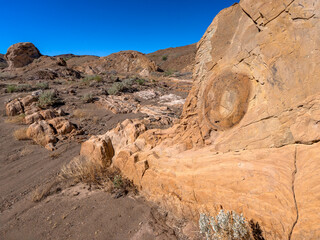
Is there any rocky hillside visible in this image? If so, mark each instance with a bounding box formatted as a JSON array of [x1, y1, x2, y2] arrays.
[[0, 54, 7, 69], [147, 43, 196, 73], [70, 50, 160, 77]]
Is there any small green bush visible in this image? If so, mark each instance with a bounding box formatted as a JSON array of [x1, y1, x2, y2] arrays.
[[35, 82, 49, 90], [199, 210, 250, 240], [7, 85, 17, 93], [38, 91, 58, 108], [18, 84, 32, 91], [164, 70, 174, 76], [162, 55, 168, 61], [113, 175, 123, 188], [107, 82, 125, 95], [135, 78, 145, 85], [82, 93, 94, 103], [6, 84, 32, 93], [122, 78, 134, 88], [81, 75, 103, 85]]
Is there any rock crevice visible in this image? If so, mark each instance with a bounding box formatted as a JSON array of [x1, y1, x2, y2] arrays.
[[288, 146, 299, 240]]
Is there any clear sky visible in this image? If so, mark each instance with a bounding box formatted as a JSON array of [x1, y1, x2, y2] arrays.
[[1, 0, 238, 56]]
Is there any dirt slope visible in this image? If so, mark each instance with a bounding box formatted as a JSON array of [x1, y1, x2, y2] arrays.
[[147, 43, 196, 73]]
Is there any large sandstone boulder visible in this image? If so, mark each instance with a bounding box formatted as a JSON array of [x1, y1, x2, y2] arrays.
[[47, 117, 76, 135], [27, 120, 57, 147], [6, 95, 38, 116], [5, 42, 41, 68], [87, 0, 320, 239], [80, 135, 114, 167]]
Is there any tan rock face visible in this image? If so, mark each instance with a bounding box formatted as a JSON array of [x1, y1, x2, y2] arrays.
[[80, 135, 115, 167], [5, 42, 41, 68], [27, 120, 57, 147], [24, 112, 44, 125], [47, 117, 76, 135], [6, 95, 38, 116], [78, 0, 320, 238]]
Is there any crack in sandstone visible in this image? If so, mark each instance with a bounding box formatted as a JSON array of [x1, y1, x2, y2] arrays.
[[239, 6, 262, 32], [292, 14, 315, 21], [241, 115, 277, 128], [264, 0, 295, 26], [288, 146, 299, 240]]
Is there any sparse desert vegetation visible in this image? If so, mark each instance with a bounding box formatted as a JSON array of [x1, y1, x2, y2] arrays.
[[199, 210, 250, 240], [13, 128, 30, 140], [59, 156, 135, 195], [81, 93, 94, 103], [5, 114, 25, 124], [38, 90, 59, 108], [81, 75, 103, 85]]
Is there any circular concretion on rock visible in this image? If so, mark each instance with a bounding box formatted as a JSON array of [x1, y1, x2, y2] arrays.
[[203, 72, 250, 130]]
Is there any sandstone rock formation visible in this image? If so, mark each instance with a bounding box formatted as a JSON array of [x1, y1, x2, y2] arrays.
[[73, 51, 159, 77], [26, 117, 76, 150], [80, 135, 114, 167], [6, 95, 77, 150], [79, 0, 320, 239], [6, 95, 38, 116], [27, 120, 58, 147], [5, 42, 41, 68]]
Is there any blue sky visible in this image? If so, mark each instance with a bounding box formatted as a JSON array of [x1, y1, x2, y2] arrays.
[[1, 0, 238, 56]]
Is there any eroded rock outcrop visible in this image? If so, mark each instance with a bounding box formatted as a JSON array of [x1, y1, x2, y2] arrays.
[[80, 0, 320, 238], [6, 94, 77, 150], [5, 42, 41, 68], [80, 135, 114, 167], [74, 51, 159, 77]]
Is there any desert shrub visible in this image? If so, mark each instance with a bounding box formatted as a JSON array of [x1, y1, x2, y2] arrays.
[[94, 75, 103, 82], [162, 55, 168, 61], [7, 84, 43, 93], [122, 78, 134, 87], [6, 84, 35, 93], [6, 85, 17, 93], [81, 75, 103, 85], [6, 113, 25, 124], [35, 82, 49, 90], [0, 72, 15, 79], [73, 109, 92, 119], [107, 82, 125, 95], [17, 84, 32, 91], [82, 93, 94, 103], [164, 69, 174, 76], [13, 128, 30, 140], [113, 175, 123, 188], [136, 78, 145, 85], [60, 156, 105, 184], [199, 210, 250, 240], [38, 90, 58, 108], [63, 56, 72, 61], [60, 156, 137, 195]]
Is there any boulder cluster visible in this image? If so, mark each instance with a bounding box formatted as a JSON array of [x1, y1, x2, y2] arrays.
[[6, 94, 78, 151]]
